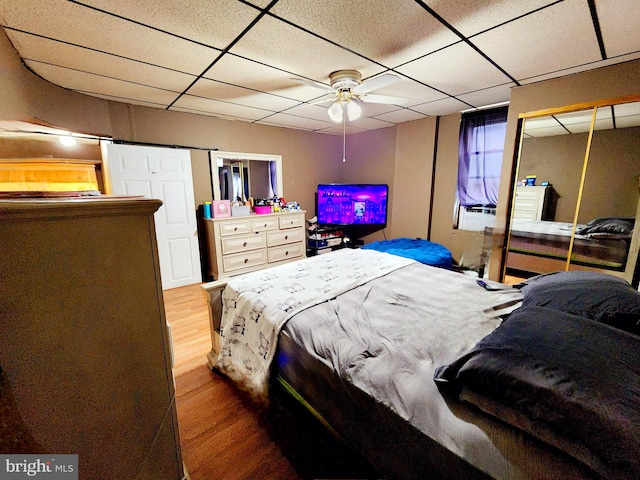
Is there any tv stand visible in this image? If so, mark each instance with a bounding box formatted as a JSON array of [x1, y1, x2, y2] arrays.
[[307, 224, 347, 255]]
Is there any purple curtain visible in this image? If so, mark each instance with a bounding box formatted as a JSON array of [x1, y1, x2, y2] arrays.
[[457, 107, 508, 207]]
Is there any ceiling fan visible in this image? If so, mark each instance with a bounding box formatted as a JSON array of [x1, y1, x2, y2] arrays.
[[292, 70, 410, 122]]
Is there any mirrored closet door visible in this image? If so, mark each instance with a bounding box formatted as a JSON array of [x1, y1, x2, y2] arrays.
[[504, 98, 640, 286]]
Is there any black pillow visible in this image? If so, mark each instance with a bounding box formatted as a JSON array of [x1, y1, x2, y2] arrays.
[[519, 271, 640, 336]]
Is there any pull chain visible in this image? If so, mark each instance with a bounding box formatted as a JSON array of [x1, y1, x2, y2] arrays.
[[342, 105, 346, 162]]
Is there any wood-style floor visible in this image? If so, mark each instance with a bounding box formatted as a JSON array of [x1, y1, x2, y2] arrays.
[[165, 284, 381, 480], [164, 284, 302, 480]]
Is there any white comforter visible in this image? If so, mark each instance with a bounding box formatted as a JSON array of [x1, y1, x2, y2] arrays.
[[214, 248, 415, 401]]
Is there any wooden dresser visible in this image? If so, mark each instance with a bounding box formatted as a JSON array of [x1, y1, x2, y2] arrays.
[[204, 210, 306, 280], [513, 185, 548, 221], [0, 197, 183, 480]]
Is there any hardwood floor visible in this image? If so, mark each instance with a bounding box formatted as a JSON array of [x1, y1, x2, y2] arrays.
[[164, 284, 302, 480]]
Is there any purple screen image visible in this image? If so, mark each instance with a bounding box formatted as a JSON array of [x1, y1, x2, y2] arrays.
[[317, 184, 388, 225]]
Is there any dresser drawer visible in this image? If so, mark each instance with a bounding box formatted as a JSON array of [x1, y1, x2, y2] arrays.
[[219, 219, 252, 236], [513, 198, 540, 212], [221, 233, 266, 254], [222, 249, 267, 272], [251, 217, 279, 232], [267, 227, 303, 247], [279, 214, 304, 229], [514, 188, 542, 201], [268, 242, 305, 263], [512, 209, 540, 221]]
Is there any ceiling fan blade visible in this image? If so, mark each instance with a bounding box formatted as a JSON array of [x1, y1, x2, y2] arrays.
[[361, 93, 410, 105], [352, 73, 400, 94], [290, 77, 333, 93]]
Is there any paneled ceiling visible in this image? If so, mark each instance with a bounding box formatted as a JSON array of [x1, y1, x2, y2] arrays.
[[1, 0, 639, 135]]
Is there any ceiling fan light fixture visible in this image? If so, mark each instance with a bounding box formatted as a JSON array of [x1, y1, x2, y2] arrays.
[[346, 100, 361, 121], [328, 101, 343, 122]]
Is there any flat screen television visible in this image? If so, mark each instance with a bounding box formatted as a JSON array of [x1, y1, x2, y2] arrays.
[[316, 183, 388, 226]]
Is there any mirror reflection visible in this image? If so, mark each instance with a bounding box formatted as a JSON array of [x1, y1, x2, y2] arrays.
[[209, 151, 283, 202], [505, 101, 640, 284]]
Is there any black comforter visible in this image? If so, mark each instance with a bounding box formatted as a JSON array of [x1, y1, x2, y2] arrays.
[[434, 305, 640, 479]]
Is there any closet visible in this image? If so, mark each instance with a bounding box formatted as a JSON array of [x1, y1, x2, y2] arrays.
[[503, 97, 640, 285]]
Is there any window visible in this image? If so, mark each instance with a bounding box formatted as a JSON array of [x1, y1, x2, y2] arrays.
[[456, 107, 508, 230]]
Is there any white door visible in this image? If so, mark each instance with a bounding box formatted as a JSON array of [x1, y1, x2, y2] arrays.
[[107, 144, 202, 290]]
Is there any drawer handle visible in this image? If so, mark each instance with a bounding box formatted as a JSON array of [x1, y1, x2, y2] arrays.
[[243, 241, 248, 247], [285, 251, 289, 256], [284, 235, 288, 240], [244, 258, 248, 264], [234, 227, 238, 231], [263, 223, 267, 227]]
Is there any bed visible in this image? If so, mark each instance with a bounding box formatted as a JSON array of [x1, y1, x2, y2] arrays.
[[202, 247, 640, 480], [505, 218, 634, 275]]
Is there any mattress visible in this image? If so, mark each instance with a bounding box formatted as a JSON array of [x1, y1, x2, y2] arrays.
[[275, 263, 595, 479], [508, 220, 629, 270]]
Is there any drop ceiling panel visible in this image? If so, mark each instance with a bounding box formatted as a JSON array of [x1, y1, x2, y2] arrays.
[[0, 0, 638, 135], [256, 112, 334, 131], [457, 83, 514, 110], [1, 0, 218, 75], [88, 93, 171, 109], [186, 78, 299, 111], [9, 32, 196, 93], [283, 104, 334, 122], [202, 55, 323, 102], [472, 0, 601, 82], [81, 0, 263, 50], [411, 97, 470, 117], [270, 0, 459, 68], [227, 14, 385, 83], [596, 0, 640, 57], [426, 0, 559, 37], [172, 94, 275, 121], [374, 109, 430, 124], [396, 41, 510, 96], [347, 116, 395, 131], [24, 61, 181, 106]]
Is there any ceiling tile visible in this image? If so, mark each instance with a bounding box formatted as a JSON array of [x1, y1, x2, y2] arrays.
[[187, 77, 300, 111], [8, 31, 196, 93], [374, 109, 430, 124], [23, 61, 181, 106], [1, 0, 218, 75], [347, 116, 395, 130], [456, 83, 514, 110], [0, 0, 637, 134], [411, 97, 470, 116], [227, 14, 385, 83], [397, 42, 511, 96], [472, 0, 601, 82], [172, 94, 274, 121], [256, 112, 335, 131], [270, 0, 459, 68], [81, 0, 263, 50], [596, 0, 640, 57], [202, 54, 325, 102], [426, 0, 559, 37]]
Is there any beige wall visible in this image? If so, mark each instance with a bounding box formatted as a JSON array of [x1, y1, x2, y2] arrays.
[[392, 117, 437, 240], [519, 126, 640, 223]]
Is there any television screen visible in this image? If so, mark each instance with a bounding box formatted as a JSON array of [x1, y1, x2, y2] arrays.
[[317, 184, 388, 226]]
